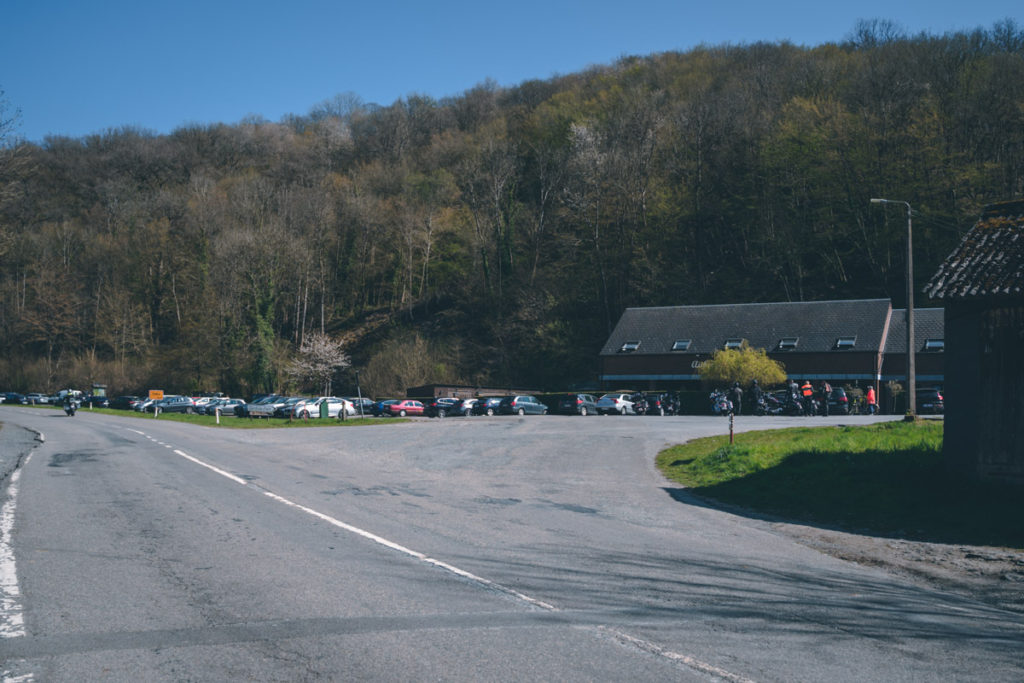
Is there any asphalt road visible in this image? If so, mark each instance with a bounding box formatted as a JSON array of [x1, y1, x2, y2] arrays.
[[1, 408, 1021, 681]]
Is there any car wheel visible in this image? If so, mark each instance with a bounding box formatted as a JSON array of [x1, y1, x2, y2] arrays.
[[542, 409, 548, 415], [186, 407, 194, 415], [580, 407, 588, 416], [517, 408, 525, 416], [486, 408, 494, 416], [619, 407, 627, 415], [302, 410, 310, 419], [399, 409, 407, 417], [438, 409, 447, 418]]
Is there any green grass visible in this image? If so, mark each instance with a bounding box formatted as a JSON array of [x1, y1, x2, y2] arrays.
[[657, 421, 1023, 549], [6, 404, 393, 428]]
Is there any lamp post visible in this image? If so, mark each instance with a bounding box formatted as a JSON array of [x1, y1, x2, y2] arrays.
[[356, 369, 364, 418], [870, 198, 916, 417]]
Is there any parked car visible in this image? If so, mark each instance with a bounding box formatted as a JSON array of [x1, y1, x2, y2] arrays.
[[497, 395, 548, 416], [80, 395, 109, 408], [827, 387, 850, 415], [292, 397, 352, 419], [133, 397, 155, 412], [109, 395, 140, 410], [387, 400, 424, 417], [370, 399, 399, 417], [344, 397, 375, 417], [471, 397, 503, 416], [425, 397, 459, 417], [273, 397, 307, 418], [3, 392, 27, 405], [596, 393, 636, 415], [25, 392, 50, 405], [916, 388, 944, 414], [147, 395, 197, 414], [201, 398, 246, 416], [556, 393, 599, 416], [247, 395, 288, 418], [449, 398, 477, 416]]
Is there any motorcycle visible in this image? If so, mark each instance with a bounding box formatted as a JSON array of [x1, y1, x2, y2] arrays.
[[632, 393, 649, 416], [63, 399, 78, 417], [755, 394, 785, 416], [710, 390, 733, 416]]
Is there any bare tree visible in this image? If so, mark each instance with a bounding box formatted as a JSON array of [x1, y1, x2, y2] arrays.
[[285, 332, 351, 395]]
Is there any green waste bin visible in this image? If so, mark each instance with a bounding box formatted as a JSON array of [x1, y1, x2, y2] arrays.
[[320, 400, 329, 419]]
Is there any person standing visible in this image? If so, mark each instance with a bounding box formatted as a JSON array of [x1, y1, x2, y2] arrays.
[[750, 379, 764, 413], [729, 381, 743, 416], [800, 379, 815, 416], [866, 385, 877, 415], [819, 380, 832, 417]]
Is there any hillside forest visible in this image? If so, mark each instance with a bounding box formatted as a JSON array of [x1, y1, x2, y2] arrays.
[[1, 20, 1022, 398]]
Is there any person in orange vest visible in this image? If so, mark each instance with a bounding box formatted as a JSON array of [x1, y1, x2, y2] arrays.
[[800, 380, 815, 416], [866, 385, 877, 415]]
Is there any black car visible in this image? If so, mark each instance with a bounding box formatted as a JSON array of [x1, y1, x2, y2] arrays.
[[827, 387, 850, 415], [556, 393, 599, 416], [80, 395, 110, 408], [471, 397, 503, 416], [108, 395, 140, 410], [425, 397, 459, 417], [916, 388, 944, 414], [345, 397, 375, 417]]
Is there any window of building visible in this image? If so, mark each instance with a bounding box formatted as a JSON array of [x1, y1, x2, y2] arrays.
[[777, 337, 799, 350], [835, 336, 857, 350], [620, 340, 641, 353], [923, 338, 944, 351], [672, 339, 692, 351], [724, 338, 744, 350]]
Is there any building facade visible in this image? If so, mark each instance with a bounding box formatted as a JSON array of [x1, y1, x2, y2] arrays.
[[599, 299, 943, 403]]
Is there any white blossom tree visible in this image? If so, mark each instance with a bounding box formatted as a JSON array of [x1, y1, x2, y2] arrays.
[[285, 332, 351, 395]]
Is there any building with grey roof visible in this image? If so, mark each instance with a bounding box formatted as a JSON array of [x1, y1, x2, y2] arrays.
[[600, 299, 942, 398]]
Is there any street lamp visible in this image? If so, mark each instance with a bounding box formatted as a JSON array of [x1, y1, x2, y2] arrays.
[[870, 198, 916, 417], [356, 369, 364, 418]]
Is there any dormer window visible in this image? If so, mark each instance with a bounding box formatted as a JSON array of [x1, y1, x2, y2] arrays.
[[672, 339, 692, 351], [835, 336, 857, 350], [777, 337, 799, 350], [724, 338, 744, 350], [923, 339, 944, 352], [620, 340, 640, 353]]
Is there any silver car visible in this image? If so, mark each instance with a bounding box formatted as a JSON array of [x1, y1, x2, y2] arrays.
[[596, 393, 636, 415]]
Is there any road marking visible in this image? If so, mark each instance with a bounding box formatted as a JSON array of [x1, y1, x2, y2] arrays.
[[129, 429, 750, 680], [1, 455, 30, 639]]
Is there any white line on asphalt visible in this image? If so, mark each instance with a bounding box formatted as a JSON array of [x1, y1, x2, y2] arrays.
[[135, 430, 749, 680], [0, 455, 30, 639]]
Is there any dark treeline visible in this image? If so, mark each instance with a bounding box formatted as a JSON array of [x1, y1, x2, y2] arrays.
[[1, 20, 1022, 397]]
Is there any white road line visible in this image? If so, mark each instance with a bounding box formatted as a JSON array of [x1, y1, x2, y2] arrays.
[[141, 429, 748, 680], [0, 455, 30, 639]]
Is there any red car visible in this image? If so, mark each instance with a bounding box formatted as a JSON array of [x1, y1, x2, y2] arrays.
[[387, 400, 425, 417]]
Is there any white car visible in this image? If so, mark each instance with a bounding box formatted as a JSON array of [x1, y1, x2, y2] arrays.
[[596, 393, 636, 415], [292, 397, 354, 419]]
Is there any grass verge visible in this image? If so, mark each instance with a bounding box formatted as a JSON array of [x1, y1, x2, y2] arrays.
[[657, 421, 1023, 549]]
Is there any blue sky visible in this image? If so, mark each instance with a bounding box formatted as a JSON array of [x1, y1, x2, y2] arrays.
[[3, 0, 1021, 143]]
